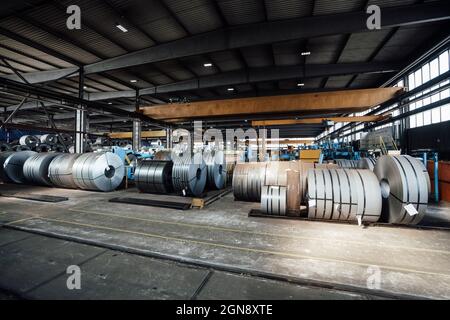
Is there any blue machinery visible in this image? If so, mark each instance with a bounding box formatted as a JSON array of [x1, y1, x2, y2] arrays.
[[420, 151, 439, 203]]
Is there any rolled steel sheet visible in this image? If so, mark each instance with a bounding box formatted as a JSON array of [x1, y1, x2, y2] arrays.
[[12, 145, 31, 151], [135, 159, 173, 194], [40, 134, 58, 146], [48, 153, 81, 189], [2, 151, 36, 183], [261, 185, 287, 216], [335, 159, 359, 168], [23, 153, 61, 186], [358, 157, 377, 171], [72, 152, 125, 192], [19, 135, 40, 149], [51, 144, 65, 152], [307, 168, 382, 223], [172, 153, 206, 197], [36, 144, 51, 152], [0, 151, 15, 183], [374, 155, 429, 225], [232, 162, 267, 201], [205, 150, 226, 190]]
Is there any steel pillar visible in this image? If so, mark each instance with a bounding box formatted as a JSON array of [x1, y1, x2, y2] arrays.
[[132, 119, 142, 151], [75, 68, 87, 153]]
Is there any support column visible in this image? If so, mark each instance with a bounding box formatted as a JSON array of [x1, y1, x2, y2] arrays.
[[132, 119, 142, 151], [75, 67, 87, 153], [259, 128, 267, 162], [166, 127, 173, 149]]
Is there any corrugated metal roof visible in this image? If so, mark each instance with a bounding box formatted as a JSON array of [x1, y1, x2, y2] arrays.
[[313, 0, 364, 15], [217, 0, 265, 25], [240, 45, 274, 68], [265, 0, 314, 21], [306, 35, 347, 64]]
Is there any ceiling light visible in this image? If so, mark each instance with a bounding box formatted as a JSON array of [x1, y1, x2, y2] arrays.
[[227, 87, 234, 91], [301, 51, 311, 56], [116, 24, 128, 32], [108, 102, 113, 105], [83, 86, 87, 89], [130, 79, 137, 83], [297, 83, 305, 87], [203, 63, 213, 67]]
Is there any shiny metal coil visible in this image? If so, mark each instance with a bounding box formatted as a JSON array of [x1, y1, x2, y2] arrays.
[[40, 134, 58, 146], [48, 153, 81, 189], [172, 153, 207, 197], [23, 153, 61, 186], [2, 151, 36, 183], [358, 157, 377, 171], [135, 159, 174, 194], [19, 135, 40, 148], [0, 151, 15, 183], [335, 159, 359, 168], [261, 185, 287, 216], [72, 152, 125, 192], [374, 155, 429, 225], [204, 150, 226, 190], [35, 144, 51, 152], [232, 162, 267, 201], [307, 168, 382, 223]]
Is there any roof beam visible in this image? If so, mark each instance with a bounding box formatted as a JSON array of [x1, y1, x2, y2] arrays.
[[1, 67, 79, 84], [140, 87, 404, 121], [76, 1, 449, 74], [252, 115, 391, 126]]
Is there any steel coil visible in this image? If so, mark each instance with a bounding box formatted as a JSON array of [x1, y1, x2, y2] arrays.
[[204, 150, 226, 190], [40, 134, 58, 146], [48, 153, 81, 189], [358, 157, 377, 171], [261, 185, 287, 216], [232, 162, 267, 201], [172, 153, 206, 197], [58, 133, 73, 145], [23, 153, 61, 186], [307, 168, 382, 223], [374, 155, 429, 225], [0, 151, 15, 183], [12, 145, 31, 151], [135, 159, 174, 194], [2, 151, 36, 183], [51, 144, 65, 152], [19, 135, 40, 149], [36, 143, 51, 152], [335, 159, 359, 168], [72, 152, 125, 192]]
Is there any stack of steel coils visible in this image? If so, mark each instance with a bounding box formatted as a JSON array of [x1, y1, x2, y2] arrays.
[[204, 150, 226, 190], [134, 159, 174, 194], [0, 151, 15, 183], [335, 159, 359, 168], [1, 151, 36, 183], [232, 162, 267, 202], [307, 168, 382, 223], [172, 153, 207, 197], [12, 145, 31, 151], [72, 152, 124, 192], [35, 144, 50, 152], [374, 155, 429, 225], [358, 157, 377, 171], [23, 153, 61, 186], [48, 153, 81, 189], [261, 185, 287, 215], [40, 134, 58, 146], [19, 135, 40, 149]]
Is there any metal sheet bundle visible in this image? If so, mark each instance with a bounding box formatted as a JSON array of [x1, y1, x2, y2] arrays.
[[261, 185, 287, 215], [48, 153, 81, 189], [358, 157, 377, 171], [232, 162, 267, 201], [1, 151, 36, 183], [19, 135, 40, 149], [307, 168, 382, 223], [335, 159, 359, 168], [23, 153, 61, 186], [134, 159, 174, 194], [172, 153, 207, 197], [72, 152, 124, 192], [204, 150, 226, 190], [374, 155, 429, 225]]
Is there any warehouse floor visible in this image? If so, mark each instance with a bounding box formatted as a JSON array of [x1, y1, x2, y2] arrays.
[[0, 184, 450, 299]]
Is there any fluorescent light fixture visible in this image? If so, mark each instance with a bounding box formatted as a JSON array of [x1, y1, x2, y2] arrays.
[[203, 63, 213, 67], [108, 102, 113, 105], [227, 87, 234, 91], [83, 86, 87, 89], [301, 51, 311, 56], [297, 83, 305, 87], [130, 79, 137, 83], [116, 24, 128, 32]]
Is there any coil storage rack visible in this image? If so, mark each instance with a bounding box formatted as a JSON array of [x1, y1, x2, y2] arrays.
[[72, 152, 125, 192], [134, 159, 174, 194]]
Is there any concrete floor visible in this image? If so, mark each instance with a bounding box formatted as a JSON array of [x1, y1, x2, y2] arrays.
[[0, 183, 450, 299]]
